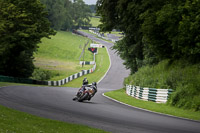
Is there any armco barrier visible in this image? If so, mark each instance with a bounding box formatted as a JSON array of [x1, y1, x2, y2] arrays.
[[47, 53, 97, 86], [47, 63, 96, 86], [126, 84, 173, 103]]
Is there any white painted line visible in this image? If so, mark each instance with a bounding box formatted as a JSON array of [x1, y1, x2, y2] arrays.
[[102, 93, 200, 122]]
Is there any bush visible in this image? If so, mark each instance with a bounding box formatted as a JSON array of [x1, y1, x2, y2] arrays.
[[32, 68, 52, 81], [168, 83, 200, 111]]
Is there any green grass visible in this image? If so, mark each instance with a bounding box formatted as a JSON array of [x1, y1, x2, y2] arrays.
[[62, 47, 110, 88], [33, 31, 94, 81], [105, 88, 200, 121], [90, 17, 101, 27], [35, 31, 93, 61], [0, 105, 108, 133]]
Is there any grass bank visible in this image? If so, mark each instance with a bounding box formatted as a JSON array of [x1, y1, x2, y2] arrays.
[[33, 31, 94, 81], [105, 88, 200, 121], [0, 105, 108, 133]]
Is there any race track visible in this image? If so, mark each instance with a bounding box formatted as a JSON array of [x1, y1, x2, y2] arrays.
[[0, 32, 199, 133]]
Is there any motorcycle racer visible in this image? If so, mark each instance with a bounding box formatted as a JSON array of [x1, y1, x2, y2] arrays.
[[72, 79, 97, 101]]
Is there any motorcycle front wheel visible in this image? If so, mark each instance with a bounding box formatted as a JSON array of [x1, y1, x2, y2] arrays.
[[78, 92, 89, 102]]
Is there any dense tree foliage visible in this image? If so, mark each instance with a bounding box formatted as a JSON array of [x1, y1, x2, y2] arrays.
[[0, 0, 55, 78], [40, 0, 92, 30], [97, 0, 200, 74], [89, 4, 96, 13]]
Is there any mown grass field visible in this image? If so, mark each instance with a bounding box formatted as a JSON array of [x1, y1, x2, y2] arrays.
[[0, 105, 108, 133], [33, 31, 94, 81], [105, 88, 200, 121]]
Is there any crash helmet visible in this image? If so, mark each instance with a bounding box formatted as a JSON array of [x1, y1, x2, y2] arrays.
[[83, 77, 88, 85]]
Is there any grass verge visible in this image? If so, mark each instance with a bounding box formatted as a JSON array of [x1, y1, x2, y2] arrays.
[[105, 88, 200, 121], [0, 105, 108, 133], [62, 47, 110, 88]]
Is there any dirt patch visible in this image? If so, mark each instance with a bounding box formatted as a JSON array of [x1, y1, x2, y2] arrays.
[[34, 58, 78, 71], [34, 57, 92, 72]]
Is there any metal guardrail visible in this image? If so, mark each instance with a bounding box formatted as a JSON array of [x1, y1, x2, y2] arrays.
[[126, 84, 173, 103], [47, 63, 96, 86]]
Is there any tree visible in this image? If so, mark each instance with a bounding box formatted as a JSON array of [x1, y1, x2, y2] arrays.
[[40, 0, 71, 30], [97, 0, 200, 74], [97, 0, 145, 73], [89, 4, 96, 13], [40, 0, 92, 30], [71, 0, 92, 29], [141, 0, 200, 62], [0, 0, 55, 78]]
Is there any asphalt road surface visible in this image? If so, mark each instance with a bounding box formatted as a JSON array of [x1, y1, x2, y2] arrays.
[[0, 31, 199, 133]]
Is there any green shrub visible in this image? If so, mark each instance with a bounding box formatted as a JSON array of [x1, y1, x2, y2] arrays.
[[32, 68, 52, 81]]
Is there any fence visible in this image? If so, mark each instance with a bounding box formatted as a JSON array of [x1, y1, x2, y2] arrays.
[[126, 84, 173, 103]]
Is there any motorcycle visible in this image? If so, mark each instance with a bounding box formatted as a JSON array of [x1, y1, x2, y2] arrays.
[[73, 86, 95, 102]]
